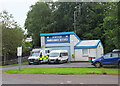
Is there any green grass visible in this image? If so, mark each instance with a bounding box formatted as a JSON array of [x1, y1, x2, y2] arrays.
[[4, 68, 120, 75], [0, 62, 28, 68]]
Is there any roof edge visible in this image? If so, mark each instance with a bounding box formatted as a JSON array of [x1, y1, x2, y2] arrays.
[[40, 32, 75, 36], [74, 40, 103, 49], [74, 46, 97, 49]]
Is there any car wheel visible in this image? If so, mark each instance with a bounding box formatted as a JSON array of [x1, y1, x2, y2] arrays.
[[95, 62, 101, 68]]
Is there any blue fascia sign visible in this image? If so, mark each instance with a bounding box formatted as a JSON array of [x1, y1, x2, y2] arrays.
[[45, 35, 70, 44]]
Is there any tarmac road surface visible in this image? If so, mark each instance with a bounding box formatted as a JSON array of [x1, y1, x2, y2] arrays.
[[2, 62, 94, 71], [1, 62, 119, 84], [2, 73, 118, 84]]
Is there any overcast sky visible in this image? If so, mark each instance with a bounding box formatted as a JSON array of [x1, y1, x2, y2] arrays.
[[0, 0, 39, 29]]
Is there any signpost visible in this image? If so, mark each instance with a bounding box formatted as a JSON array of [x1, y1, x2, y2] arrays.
[[17, 46, 22, 71]]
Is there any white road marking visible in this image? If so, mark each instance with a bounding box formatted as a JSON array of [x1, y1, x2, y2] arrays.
[[67, 80, 72, 83], [80, 83, 84, 84], [60, 82, 64, 84]]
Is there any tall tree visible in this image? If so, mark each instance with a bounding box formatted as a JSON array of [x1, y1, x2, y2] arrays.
[[25, 2, 52, 47], [1, 11, 24, 64], [102, 2, 119, 53]]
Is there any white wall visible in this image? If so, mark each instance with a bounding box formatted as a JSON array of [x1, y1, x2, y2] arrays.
[[96, 42, 104, 59], [75, 49, 88, 61], [70, 35, 80, 61], [41, 36, 45, 48], [74, 42, 104, 61], [75, 48, 97, 61]]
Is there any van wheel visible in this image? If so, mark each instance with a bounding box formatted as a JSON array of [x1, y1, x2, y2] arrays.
[[95, 62, 101, 68], [29, 63, 31, 65], [65, 59, 68, 63]]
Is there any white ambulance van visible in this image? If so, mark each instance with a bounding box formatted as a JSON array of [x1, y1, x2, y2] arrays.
[[28, 48, 51, 65], [48, 50, 68, 63]]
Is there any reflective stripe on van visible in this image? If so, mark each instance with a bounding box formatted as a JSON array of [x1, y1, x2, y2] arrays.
[[38, 56, 49, 60]]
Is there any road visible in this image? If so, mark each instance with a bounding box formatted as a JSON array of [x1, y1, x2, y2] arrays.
[[2, 62, 94, 71], [2, 73, 118, 84], [1, 62, 119, 84]]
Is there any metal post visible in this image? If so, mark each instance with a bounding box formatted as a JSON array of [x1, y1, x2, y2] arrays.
[[74, 11, 76, 33], [18, 56, 21, 71]]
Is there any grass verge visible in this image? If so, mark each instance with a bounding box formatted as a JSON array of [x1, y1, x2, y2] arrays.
[[4, 68, 120, 75], [0, 62, 28, 68]]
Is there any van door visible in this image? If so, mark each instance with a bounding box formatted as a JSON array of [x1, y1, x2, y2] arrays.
[[60, 52, 68, 61], [45, 50, 50, 56]]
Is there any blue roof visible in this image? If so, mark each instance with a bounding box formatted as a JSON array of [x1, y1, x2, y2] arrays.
[[74, 40, 103, 49], [40, 32, 74, 36], [40, 32, 81, 41]]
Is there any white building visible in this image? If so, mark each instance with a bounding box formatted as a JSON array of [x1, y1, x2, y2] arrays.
[[40, 32, 104, 62], [74, 40, 104, 61]]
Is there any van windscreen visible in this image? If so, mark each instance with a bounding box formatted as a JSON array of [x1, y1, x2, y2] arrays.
[[50, 53, 59, 57], [32, 51, 40, 56]]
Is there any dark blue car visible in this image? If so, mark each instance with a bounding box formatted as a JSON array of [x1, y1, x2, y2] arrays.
[[91, 49, 120, 68]]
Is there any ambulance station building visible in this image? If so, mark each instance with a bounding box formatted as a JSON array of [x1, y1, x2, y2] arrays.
[[40, 32, 104, 62]]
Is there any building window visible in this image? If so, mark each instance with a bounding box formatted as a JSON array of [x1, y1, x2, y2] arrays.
[[82, 49, 88, 56]]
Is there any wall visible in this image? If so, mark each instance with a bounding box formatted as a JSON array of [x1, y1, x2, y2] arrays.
[[74, 42, 104, 61], [41, 36, 45, 48], [70, 35, 80, 61], [96, 42, 104, 58], [75, 48, 97, 61]]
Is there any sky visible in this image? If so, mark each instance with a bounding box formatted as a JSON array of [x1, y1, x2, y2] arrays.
[[0, 0, 40, 29]]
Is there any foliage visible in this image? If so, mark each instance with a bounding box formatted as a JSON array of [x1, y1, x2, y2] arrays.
[[25, 2, 119, 53], [25, 2, 52, 47], [2, 28, 24, 55], [101, 2, 120, 53], [1, 11, 24, 59], [23, 41, 32, 52]]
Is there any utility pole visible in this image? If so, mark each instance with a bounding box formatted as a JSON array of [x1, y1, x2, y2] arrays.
[[74, 11, 76, 33], [74, 2, 81, 33]]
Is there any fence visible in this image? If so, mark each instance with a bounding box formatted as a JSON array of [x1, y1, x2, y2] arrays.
[[0, 56, 28, 66]]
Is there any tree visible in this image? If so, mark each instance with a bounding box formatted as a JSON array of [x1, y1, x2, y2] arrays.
[[1, 11, 24, 64], [101, 2, 119, 53], [25, 2, 52, 47]]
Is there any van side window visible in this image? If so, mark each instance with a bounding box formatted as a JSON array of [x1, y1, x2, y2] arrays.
[[61, 53, 68, 57], [45, 50, 50, 54]]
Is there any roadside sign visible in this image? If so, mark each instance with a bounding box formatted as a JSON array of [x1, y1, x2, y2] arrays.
[[17, 46, 22, 56], [17, 46, 22, 71]]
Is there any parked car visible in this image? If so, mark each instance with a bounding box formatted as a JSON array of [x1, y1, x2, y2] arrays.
[[91, 49, 120, 68], [48, 50, 68, 63], [28, 48, 51, 65]]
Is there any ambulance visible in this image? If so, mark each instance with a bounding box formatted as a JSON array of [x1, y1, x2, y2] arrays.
[[28, 48, 51, 65]]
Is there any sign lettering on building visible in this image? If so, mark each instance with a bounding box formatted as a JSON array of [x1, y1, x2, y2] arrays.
[[45, 35, 70, 43]]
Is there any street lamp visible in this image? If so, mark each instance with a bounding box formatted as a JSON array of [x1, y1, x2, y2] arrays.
[[74, 3, 81, 33]]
